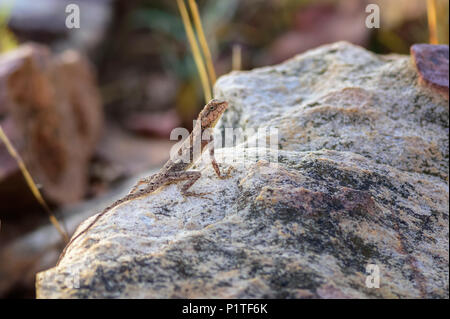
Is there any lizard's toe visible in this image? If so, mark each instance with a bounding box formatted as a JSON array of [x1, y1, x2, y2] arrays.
[[218, 166, 234, 179]]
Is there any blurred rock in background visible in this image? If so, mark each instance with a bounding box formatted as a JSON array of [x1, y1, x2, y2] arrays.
[[0, 43, 103, 211]]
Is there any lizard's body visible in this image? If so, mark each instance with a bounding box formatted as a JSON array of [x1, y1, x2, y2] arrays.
[[57, 100, 229, 265]]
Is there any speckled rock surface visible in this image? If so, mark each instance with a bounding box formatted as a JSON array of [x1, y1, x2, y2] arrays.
[[36, 42, 449, 299]]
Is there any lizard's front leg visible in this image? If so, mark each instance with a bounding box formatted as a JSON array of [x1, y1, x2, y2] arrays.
[[208, 134, 233, 179]]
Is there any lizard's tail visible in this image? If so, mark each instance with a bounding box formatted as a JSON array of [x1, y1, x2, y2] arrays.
[[56, 198, 126, 266]]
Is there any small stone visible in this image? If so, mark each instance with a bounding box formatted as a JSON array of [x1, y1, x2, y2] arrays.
[[0, 43, 103, 205], [411, 44, 449, 99]]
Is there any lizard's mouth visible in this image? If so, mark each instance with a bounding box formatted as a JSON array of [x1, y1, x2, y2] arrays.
[[217, 101, 228, 113]]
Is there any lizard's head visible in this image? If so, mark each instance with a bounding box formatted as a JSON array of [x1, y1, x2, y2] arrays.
[[199, 99, 228, 128]]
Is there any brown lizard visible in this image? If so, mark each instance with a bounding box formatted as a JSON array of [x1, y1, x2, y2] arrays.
[[56, 99, 230, 265]]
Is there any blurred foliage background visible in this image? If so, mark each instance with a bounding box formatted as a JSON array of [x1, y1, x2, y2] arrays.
[[0, 0, 448, 298], [2, 0, 448, 129]]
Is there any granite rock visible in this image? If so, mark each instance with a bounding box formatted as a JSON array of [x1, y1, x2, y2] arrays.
[[36, 42, 448, 298]]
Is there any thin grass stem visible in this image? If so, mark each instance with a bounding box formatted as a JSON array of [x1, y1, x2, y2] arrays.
[[177, 0, 212, 102], [0, 125, 69, 243], [427, 0, 438, 44]]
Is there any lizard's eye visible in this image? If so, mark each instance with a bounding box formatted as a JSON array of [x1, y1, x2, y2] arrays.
[[209, 106, 214, 111]]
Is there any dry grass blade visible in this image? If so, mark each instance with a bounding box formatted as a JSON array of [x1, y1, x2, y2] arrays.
[[188, 0, 217, 85], [177, 0, 212, 103], [0, 0, 18, 52], [0, 125, 69, 243], [427, 0, 438, 44], [434, 0, 449, 44]]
